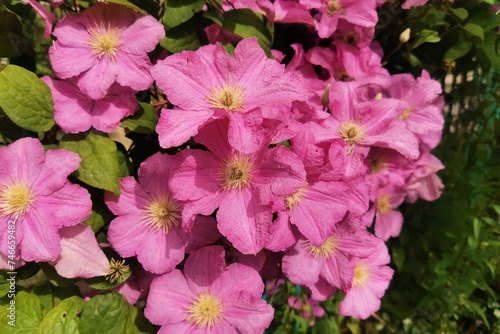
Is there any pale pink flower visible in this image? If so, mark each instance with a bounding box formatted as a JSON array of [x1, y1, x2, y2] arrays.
[[105, 153, 188, 274], [145, 245, 274, 333], [152, 37, 306, 153], [339, 242, 394, 319], [42, 76, 138, 133], [49, 3, 165, 99], [51, 224, 110, 279], [0, 138, 92, 262]]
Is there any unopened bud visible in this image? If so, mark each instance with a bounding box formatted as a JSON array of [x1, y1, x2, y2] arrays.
[[321, 84, 331, 108], [399, 28, 411, 44]]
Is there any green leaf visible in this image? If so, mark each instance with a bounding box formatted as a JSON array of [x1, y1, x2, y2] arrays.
[[0, 271, 12, 298], [443, 31, 474, 60], [449, 8, 468, 21], [412, 29, 440, 49], [0, 291, 44, 333], [121, 102, 159, 134], [0, 65, 54, 132], [78, 292, 129, 334], [60, 131, 120, 195], [0, 10, 29, 57], [35, 296, 83, 334], [123, 306, 155, 334], [473, 218, 481, 240], [205, 9, 273, 52], [482, 32, 500, 69], [463, 23, 484, 42], [0, 116, 23, 145], [159, 20, 202, 53], [162, 0, 205, 30]]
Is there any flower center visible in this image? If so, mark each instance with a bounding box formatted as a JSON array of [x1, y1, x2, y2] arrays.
[[106, 258, 129, 284], [144, 194, 181, 233], [339, 121, 365, 153], [344, 31, 359, 46], [326, 0, 344, 16], [186, 292, 223, 329], [377, 194, 391, 215], [0, 180, 34, 218], [87, 23, 123, 59], [218, 155, 254, 190], [285, 186, 307, 210], [207, 84, 246, 111], [307, 237, 337, 259], [353, 261, 370, 287], [399, 106, 413, 120]]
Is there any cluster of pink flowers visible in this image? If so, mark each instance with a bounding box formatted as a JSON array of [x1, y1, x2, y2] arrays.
[[7, 0, 443, 331]]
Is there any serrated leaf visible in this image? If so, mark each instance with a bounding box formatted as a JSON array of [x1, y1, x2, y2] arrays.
[[463, 23, 484, 42], [60, 131, 120, 195], [450, 8, 468, 20], [205, 9, 273, 52], [121, 102, 159, 134], [0, 291, 44, 333], [0, 65, 54, 132], [78, 292, 129, 334], [160, 20, 202, 53], [35, 296, 83, 334], [162, 0, 205, 30]]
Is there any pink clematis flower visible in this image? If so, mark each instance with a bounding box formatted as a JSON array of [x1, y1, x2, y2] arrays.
[[105, 153, 188, 275], [339, 242, 394, 319], [145, 245, 274, 333], [402, 0, 429, 9], [168, 120, 306, 254], [308, 81, 419, 179], [0, 138, 92, 262], [299, 0, 378, 38], [49, 3, 165, 100], [152, 37, 306, 153], [282, 223, 380, 292], [405, 149, 445, 203], [362, 184, 406, 241], [42, 76, 138, 133], [385, 71, 444, 149]]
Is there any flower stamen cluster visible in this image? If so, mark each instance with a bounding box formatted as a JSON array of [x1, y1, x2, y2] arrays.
[[0, 180, 34, 218], [186, 291, 223, 329]]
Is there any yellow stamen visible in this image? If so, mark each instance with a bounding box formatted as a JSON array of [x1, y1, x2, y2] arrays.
[[326, 0, 345, 16], [307, 237, 337, 259], [87, 23, 123, 59], [377, 194, 391, 215], [207, 84, 246, 111], [0, 180, 34, 218], [399, 106, 413, 120], [285, 186, 307, 210], [106, 258, 129, 283], [339, 121, 365, 154], [218, 155, 254, 190], [353, 261, 370, 287], [186, 291, 223, 329], [144, 194, 181, 233]]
